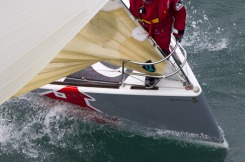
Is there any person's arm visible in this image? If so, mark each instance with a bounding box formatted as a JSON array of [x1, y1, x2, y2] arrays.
[[172, 0, 186, 42]]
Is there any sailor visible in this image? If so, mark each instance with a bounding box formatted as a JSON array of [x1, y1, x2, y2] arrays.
[[130, 0, 186, 54], [129, 0, 187, 88]]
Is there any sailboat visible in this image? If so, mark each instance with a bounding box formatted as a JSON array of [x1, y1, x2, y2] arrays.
[[0, 0, 228, 148]]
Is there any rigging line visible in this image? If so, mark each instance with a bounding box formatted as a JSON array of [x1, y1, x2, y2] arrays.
[[165, 56, 186, 82], [82, 69, 121, 72], [127, 75, 145, 83], [65, 77, 120, 85]]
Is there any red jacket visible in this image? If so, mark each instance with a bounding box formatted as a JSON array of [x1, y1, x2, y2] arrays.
[[129, 0, 186, 52]]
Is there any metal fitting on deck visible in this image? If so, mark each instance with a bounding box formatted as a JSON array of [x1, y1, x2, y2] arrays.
[[193, 86, 200, 93]]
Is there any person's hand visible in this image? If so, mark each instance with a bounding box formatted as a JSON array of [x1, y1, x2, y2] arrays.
[[173, 33, 183, 42]]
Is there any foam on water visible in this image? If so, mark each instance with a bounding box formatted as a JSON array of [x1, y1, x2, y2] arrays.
[[0, 94, 107, 160], [182, 2, 236, 54], [116, 117, 228, 149]]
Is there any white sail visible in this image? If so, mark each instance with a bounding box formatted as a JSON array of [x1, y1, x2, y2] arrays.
[[0, 0, 167, 104], [0, 0, 109, 104]]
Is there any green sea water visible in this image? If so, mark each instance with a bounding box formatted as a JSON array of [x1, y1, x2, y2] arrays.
[[0, 0, 245, 161]]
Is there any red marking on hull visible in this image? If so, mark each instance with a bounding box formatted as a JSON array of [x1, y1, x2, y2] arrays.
[[43, 86, 118, 124], [44, 86, 96, 111]]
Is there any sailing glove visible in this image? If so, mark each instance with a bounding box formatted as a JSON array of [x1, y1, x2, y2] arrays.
[[173, 29, 184, 42], [173, 33, 183, 42]]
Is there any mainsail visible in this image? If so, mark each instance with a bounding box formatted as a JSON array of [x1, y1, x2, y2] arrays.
[[0, 0, 166, 104]]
